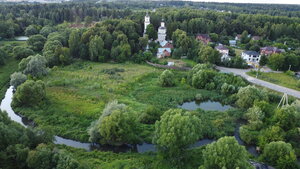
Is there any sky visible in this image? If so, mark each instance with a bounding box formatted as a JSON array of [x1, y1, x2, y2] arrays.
[[187, 0, 300, 5]]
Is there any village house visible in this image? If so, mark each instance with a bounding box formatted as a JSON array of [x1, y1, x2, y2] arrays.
[[260, 46, 285, 56], [157, 48, 171, 58], [242, 50, 260, 66], [229, 40, 237, 47], [196, 34, 211, 44], [251, 36, 261, 41], [215, 45, 230, 61], [235, 34, 242, 41]]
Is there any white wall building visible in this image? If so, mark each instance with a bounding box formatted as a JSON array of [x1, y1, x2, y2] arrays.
[[144, 12, 150, 34], [242, 51, 261, 66], [157, 20, 167, 42]]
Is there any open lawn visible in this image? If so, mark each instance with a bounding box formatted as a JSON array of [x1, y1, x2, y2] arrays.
[[0, 58, 19, 99], [247, 71, 300, 91], [15, 61, 239, 142]]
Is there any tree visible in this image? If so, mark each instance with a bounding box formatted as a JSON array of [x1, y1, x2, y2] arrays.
[[10, 72, 27, 89], [200, 137, 252, 169], [159, 70, 175, 87], [26, 144, 55, 169], [274, 105, 298, 130], [89, 35, 104, 62], [0, 48, 7, 65], [172, 29, 191, 54], [192, 69, 216, 89], [236, 85, 268, 109], [260, 141, 297, 169], [25, 25, 39, 36], [241, 30, 250, 44], [259, 55, 268, 66], [268, 53, 285, 70], [12, 46, 34, 59], [84, 16, 93, 27], [27, 34, 46, 51], [153, 109, 202, 161], [40, 26, 56, 37], [146, 24, 157, 40], [98, 108, 140, 145], [68, 29, 81, 58], [23, 54, 48, 77], [43, 40, 63, 66], [258, 126, 285, 148], [13, 80, 46, 107], [198, 45, 221, 64]]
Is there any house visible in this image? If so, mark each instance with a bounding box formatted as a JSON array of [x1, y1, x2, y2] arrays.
[[157, 48, 171, 58], [159, 40, 174, 49], [229, 40, 237, 47], [235, 34, 242, 41], [260, 46, 285, 56], [215, 45, 230, 61], [252, 36, 261, 41], [242, 51, 260, 66], [196, 34, 211, 44]]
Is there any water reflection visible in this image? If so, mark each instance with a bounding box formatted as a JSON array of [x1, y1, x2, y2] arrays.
[[178, 100, 232, 111]]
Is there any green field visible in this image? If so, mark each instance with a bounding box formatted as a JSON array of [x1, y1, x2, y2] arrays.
[[0, 58, 19, 99], [14, 61, 239, 142], [247, 71, 300, 91]]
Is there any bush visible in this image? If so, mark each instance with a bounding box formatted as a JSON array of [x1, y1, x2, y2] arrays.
[[23, 54, 49, 77], [260, 141, 298, 169], [10, 72, 27, 89], [195, 93, 204, 101], [138, 106, 161, 124], [192, 70, 216, 89], [159, 70, 175, 87], [236, 85, 268, 109], [13, 80, 46, 107], [297, 80, 300, 88], [285, 70, 295, 76], [13, 46, 34, 59]]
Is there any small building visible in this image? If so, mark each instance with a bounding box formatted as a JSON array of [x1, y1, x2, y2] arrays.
[[252, 36, 261, 41], [215, 45, 230, 61], [235, 34, 242, 41], [157, 48, 171, 58], [242, 51, 260, 66], [196, 34, 211, 44], [229, 40, 237, 47], [159, 40, 174, 49], [260, 46, 285, 56]]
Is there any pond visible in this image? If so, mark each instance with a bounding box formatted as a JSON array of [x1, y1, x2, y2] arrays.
[[15, 36, 29, 41], [178, 100, 232, 111]]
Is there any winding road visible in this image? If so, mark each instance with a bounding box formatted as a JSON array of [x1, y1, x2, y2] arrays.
[[216, 66, 300, 99]]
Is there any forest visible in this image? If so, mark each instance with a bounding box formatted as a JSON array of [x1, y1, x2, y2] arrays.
[[0, 1, 300, 169]]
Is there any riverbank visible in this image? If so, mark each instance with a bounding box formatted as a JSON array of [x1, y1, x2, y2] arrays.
[[0, 58, 18, 100]]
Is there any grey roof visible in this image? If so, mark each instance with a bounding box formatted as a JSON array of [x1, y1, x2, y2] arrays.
[[215, 45, 229, 50], [243, 51, 259, 56]]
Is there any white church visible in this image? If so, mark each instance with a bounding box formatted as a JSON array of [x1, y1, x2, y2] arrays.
[[143, 13, 173, 58]]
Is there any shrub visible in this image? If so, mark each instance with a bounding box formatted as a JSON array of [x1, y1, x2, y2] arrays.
[[260, 141, 298, 169], [285, 70, 295, 76], [297, 80, 300, 88], [10, 72, 27, 89], [192, 70, 216, 89], [139, 106, 161, 124], [236, 85, 268, 109], [23, 54, 49, 77], [200, 137, 252, 169], [159, 70, 175, 87], [13, 80, 46, 107], [13, 46, 34, 59], [195, 93, 204, 101]]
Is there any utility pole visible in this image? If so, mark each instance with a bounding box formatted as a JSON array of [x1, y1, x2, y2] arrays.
[[277, 93, 289, 108]]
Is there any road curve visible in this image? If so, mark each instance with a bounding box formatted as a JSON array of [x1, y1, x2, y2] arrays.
[[216, 66, 300, 99]]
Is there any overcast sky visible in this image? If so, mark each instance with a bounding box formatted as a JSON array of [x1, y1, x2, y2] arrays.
[[188, 0, 300, 5]]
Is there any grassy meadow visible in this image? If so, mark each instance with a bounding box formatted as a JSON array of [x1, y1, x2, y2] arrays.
[[14, 60, 240, 142], [247, 71, 300, 91]]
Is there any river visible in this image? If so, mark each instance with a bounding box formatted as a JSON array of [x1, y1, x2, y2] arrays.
[[0, 86, 257, 155]]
